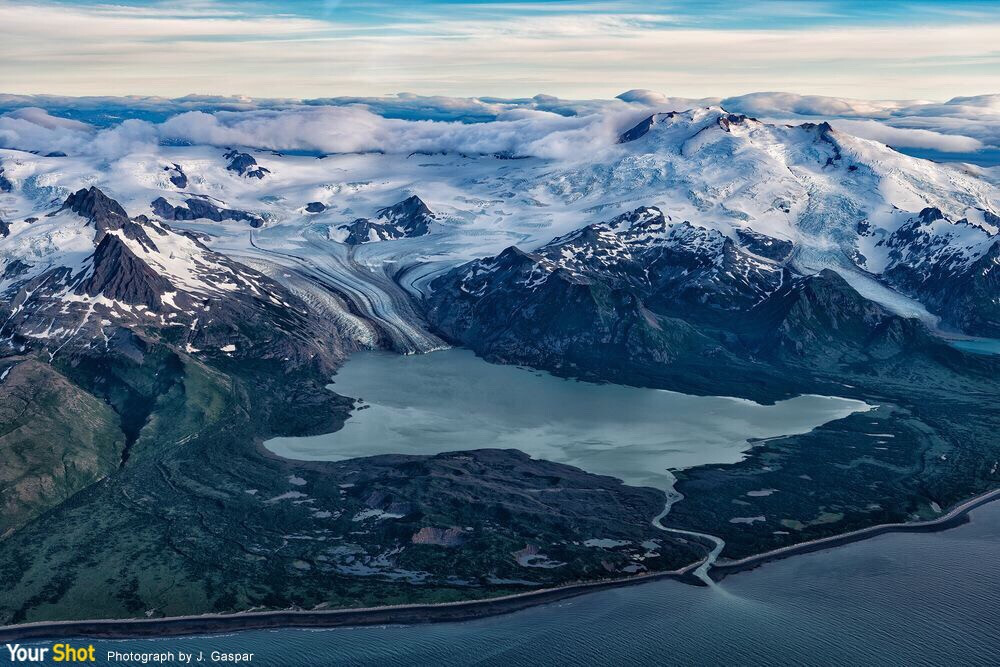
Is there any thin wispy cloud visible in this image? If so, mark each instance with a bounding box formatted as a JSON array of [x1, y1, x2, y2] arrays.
[[0, 0, 997, 99]]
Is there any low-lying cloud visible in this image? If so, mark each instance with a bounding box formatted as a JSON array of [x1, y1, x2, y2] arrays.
[[0, 92, 996, 165]]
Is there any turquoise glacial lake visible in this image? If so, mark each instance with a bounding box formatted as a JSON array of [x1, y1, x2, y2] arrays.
[[265, 349, 870, 490]]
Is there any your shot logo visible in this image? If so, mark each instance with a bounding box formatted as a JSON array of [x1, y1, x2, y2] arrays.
[[5, 644, 95, 663]]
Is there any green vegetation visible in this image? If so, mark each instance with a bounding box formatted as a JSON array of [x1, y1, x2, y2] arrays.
[[0, 359, 124, 537], [667, 368, 1000, 560]]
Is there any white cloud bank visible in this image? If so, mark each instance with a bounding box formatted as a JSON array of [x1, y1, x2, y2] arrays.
[[825, 119, 984, 153], [0, 92, 996, 164]]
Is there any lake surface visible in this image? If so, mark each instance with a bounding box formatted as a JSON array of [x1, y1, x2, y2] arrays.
[[44, 500, 1000, 666], [265, 349, 870, 490]]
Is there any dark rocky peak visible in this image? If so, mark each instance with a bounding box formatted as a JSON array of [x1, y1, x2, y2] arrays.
[[617, 112, 678, 143], [62, 186, 128, 226], [305, 201, 327, 213], [0, 217, 8, 238], [339, 219, 382, 246], [717, 113, 751, 132], [540, 224, 631, 260], [164, 163, 188, 189], [77, 234, 173, 309], [799, 121, 835, 134], [736, 228, 794, 261], [537, 224, 639, 286], [607, 206, 668, 233], [0, 166, 12, 192], [376, 195, 432, 223], [224, 150, 270, 179], [2, 258, 32, 281], [429, 244, 556, 297], [661, 220, 727, 249], [542, 223, 609, 247], [917, 207, 945, 224], [63, 187, 158, 251], [340, 195, 434, 245], [152, 197, 263, 228], [493, 245, 538, 265], [878, 208, 963, 252]]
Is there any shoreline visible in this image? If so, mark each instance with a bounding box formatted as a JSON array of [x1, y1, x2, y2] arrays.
[[0, 567, 699, 642], [2, 486, 998, 642], [709, 486, 1000, 579]]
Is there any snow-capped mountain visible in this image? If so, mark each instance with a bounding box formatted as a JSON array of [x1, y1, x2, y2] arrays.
[[860, 207, 1000, 335], [0, 186, 332, 364], [335, 195, 435, 245], [224, 150, 270, 179], [434, 206, 787, 325]]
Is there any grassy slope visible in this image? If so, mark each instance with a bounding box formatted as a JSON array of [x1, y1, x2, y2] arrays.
[[0, 359, 124, 537]]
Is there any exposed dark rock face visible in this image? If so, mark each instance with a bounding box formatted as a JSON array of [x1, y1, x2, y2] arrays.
[[737, 228, 794, 261], [0, 218, 8, 238], [63, 186, 129, 225], [164, 163, 188, 189], [717, 113, 751, 132], [430, 206, 786, 330], [152, 196, 263, 227], [77, 235, 173, 309], [224, 150, 270, 179], [1, 188, 329, 373], [618, 112, 678, 143], [62, 187, 157, 250], [340, 195, 434, 245], [0, 167, 12, 192], [2, 259, 31, 281], [305, 202, 327, 213], [745, 269, 935, 364]]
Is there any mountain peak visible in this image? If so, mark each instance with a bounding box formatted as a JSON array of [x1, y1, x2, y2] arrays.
[[340, 195, 434, 245], [63, 187, 158, 251], [62, 187, 129, 226], [224, 150, 270, 179], [77, 234, 173, 309]]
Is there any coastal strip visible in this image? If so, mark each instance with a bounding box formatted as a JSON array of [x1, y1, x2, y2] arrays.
[[2, 488, 998, 642], [0, 565, 699, 642], [710, 487, 1000, 579]]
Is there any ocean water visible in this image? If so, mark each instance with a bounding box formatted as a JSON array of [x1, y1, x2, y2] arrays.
[[31, 500, 1000, 666], [265, 349, 869, 490]]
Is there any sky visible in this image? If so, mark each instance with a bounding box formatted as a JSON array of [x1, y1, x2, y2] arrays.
[[1, 0, 998, 100]]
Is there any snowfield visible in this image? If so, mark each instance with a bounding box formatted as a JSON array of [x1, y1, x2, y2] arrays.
[[2, 106, 999, 352]]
